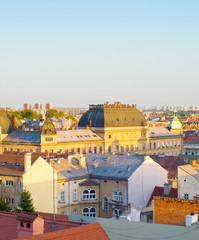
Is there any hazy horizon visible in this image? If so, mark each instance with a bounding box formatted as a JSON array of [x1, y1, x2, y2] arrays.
[[1, 0, 199, 108]]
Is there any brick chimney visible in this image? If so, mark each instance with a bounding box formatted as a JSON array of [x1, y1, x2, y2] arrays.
[[17, 212, 44, 239], [11, 115, 15, 130]]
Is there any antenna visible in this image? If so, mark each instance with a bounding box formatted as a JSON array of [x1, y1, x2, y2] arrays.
[[53, 156, 55, 226]]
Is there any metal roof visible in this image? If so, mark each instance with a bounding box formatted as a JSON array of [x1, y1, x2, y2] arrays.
[[2, 130, 41, 143]]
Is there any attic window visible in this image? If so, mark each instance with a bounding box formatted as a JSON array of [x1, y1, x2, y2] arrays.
[[1, 162, 7, 166], [67, 170, 71, 173], [116, 118, 119, 121], [132, 117, 135, 121], [27, 223, 31, 228]]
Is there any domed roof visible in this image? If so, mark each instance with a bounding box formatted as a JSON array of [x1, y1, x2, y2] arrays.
[[169, 109, 182, 130], [78, 102, 147, 128], [0, 110, 23, 134]]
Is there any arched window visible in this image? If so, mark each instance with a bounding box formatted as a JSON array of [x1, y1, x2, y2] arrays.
[[83, 207, 96, 217], [103, 196, 108, 210], [113, 190, 123, 201], [83, 189, 96, 199], [113, 208, 122, 218]]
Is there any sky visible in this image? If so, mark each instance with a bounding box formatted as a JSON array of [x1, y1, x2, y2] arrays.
[[0, 0, 199, 109]]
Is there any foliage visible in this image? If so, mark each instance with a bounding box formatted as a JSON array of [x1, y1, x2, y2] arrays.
[[11, 111, 24, 120], [21, 109, 40, 120], [0, 199, 12, 212], [19, 188, 35, 213], [65, 114, 78, 122], [49, 109, 65, 119]]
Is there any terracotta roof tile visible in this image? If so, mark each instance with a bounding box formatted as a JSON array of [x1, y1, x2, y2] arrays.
[[17, 212, 40, 222], [147, 186, 177, 206], [18, 222, 109, 240]]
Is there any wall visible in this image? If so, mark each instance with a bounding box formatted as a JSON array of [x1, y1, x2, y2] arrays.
[[23, 156, 57, 213], [178, 166, 199, 199], [128, 156, 168, 208], [153, 197, 199, 226]]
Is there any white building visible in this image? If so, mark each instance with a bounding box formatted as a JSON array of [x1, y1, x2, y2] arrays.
[[178, 160, 199, 200]]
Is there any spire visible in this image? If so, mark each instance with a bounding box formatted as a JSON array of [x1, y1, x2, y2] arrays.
[[169, 109, 182, 130]]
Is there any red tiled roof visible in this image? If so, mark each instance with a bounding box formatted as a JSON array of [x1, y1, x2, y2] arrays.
[[17, 212, 40, 222], [18, 222, 109, 240], [147, 186, 177, 206], [184, 135, 199, 144], [0, 211, 82, 240], [150, 155, 186, 176]]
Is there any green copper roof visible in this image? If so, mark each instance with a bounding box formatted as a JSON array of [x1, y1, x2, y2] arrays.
[[0, 111, 23, 134], [169, 109, 182, 130], [79, 103, 147, 128]]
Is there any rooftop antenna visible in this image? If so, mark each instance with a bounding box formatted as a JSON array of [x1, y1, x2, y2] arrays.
[[53, 156, 56, 226]]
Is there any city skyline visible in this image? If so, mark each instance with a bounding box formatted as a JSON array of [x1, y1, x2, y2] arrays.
[[1, 0, 199, 108]]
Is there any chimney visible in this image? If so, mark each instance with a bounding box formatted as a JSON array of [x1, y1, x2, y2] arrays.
[[164, 182, 172, 195], [190, 161, 197, 167], [186, 213, 198, 226], [24, 153, 32, 172], [11, 115, 15, 130], [17, 212, 44, 239], [79, 156, 87, 168]]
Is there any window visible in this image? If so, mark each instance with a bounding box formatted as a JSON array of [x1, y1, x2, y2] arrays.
[[6, 180, 13, 187], [5, 198, 14, 204], [154, 143, 156, 149], [113, 190, 123, 201], [73, 189, 77, 201], [83, 189, 96, 199], [61, 191, 65, 203], [108, 146, 111, 153], [184, 193, 189, 199], [0, 179, 2, 185], [170, 141, 173, 147], [149, 143, 152, 149], [142, 144, 145, 150], [116, 145, 119, 152], [45, 138, 53, 142], [174, 141, 177, 147], [99, 146, 102, 153], [157, 142, 160, 148], [83, 207, 96, 217], [94, 147, 97, 154], [178, 141, 181, 146], [73, 209, 78, 215], [77, 148, 80, 153], [162, 142, 165, 148], [113, 208, 122, 218], [166, 142, 169, 148], [103, 197, 108, 210], [88, 147, 92, 153], [61, 211, 66, 215]]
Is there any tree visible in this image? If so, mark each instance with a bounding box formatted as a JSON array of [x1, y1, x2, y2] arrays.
[[65, 114, 78, 122], [21, 109, 40, 120], [0, 199, 12, 212], [19, 188, 35, 213], [49, 109, 65, 119]]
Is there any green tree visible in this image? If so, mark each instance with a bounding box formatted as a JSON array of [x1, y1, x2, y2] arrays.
[[11, 111, 24, 120], [21, 109, 39, 120], [0, 199, 12, 212], [65, 114, 78, 122], [19, 188, 35, 213], [49, 109, 65, 119]]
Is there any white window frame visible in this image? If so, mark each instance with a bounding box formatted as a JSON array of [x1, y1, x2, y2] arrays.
[[5, 198, 14, 204], [103, 196, 109, 211], [60, 191, 65, 203], [73, 189, 77, 201], [82, 189, 96, 200], [6, 180, 13, 187], [184, 193, 189, 199], [73, 209, 78, 215], [83, 206, 96, 217], [113, 190, 123, 201]]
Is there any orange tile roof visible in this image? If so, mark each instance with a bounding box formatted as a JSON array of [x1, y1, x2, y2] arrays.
[[0, 211, 83, 240], [18, 222, 109, 240]]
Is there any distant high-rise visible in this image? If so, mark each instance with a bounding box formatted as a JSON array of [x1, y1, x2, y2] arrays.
[[46, 103, 53, 110], [34, 103, 42, 110], [144, 106, 148, 111], [155, 105, 159, 110], [24, 103, 31, 110]]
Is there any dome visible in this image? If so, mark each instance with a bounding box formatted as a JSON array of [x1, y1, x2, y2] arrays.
[[169, 109, 182, 130], [78, 102, 147, 128], [0, 110, 23, 134]]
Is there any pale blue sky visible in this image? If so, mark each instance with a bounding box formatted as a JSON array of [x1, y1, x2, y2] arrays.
[[0, 0, 199, 109]]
